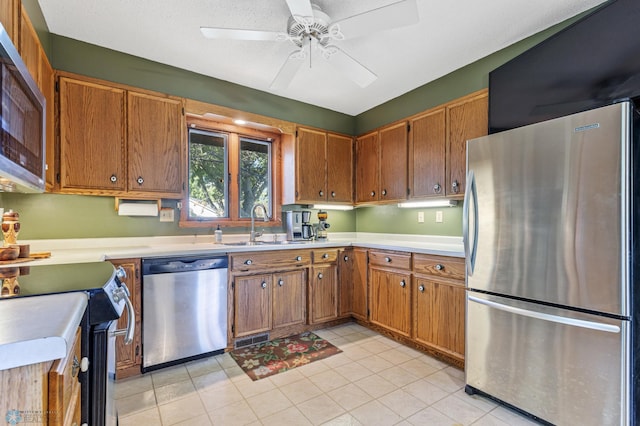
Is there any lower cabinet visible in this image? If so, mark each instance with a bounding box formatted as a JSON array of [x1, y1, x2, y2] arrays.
[[369, 267, 412, 337], [272, 270, 307, 329], [48, 328, 82, 426], [109, 258, 142, 379], [309, 264, 338, 324], [234, 274, 273, 337], [338, 248, 368, 320]]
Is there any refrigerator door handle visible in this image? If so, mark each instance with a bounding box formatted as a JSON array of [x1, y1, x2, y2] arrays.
[[468, 295, 621, 333], [463, 170, 478, 276]]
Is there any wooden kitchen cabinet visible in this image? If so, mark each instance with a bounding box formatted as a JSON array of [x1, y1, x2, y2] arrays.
[[409, 108, 446, 198], [293, 127, 353, 204], [446, 90, 488, 197], [127, 91, 183, 196], [49, 328, 82, 426], [109, 258, 142, 379], [18, 4, 39, 84], [355, 131, 379, 203], [40, 51, 56, 191], [272, 269, 306, 329], [59, 77, 127, 192], [369, 250, 412, 337], [338, 247, 368, 321], [309, 263, 338, 324], [0, 0, 19, 45], [413, 254, 465, 363], [57, 73, 185, 198], [234, 274, 273, 337], [379, 121, 408, 202]]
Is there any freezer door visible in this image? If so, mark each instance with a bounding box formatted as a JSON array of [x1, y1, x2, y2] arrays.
[[465, 102, 630, 316], [466, 292, 629, 425]]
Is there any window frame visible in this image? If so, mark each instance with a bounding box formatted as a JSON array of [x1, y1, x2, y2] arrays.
[[180, 114, 282, 228]]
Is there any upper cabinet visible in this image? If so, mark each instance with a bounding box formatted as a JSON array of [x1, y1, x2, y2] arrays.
[[0, 1, 19, 45], [285, 127, 353, 205], [57, 73, 185, 198], [355, 122, 408, 204], [409, 90, 488, 199]]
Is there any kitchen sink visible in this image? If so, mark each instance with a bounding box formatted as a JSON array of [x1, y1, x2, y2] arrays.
[[223, 240, 310, 246]]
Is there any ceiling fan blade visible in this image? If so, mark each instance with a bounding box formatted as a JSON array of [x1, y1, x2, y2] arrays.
[[285, 0, 314, 20], [331, 0, 419, 40], [323, 45, 377, 88], [200, 27, 283, 41], [270, 50, 306, 90]]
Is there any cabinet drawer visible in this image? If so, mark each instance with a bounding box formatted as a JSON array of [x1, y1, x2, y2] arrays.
[[369, 250, 411, 270], [230, 250, 311, 272], [413, 254, 464, 281], [312, 248, 339, 264], [49, 328, 81, 426]]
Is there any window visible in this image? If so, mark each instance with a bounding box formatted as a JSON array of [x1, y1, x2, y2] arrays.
[[181, 116, 280, 227]]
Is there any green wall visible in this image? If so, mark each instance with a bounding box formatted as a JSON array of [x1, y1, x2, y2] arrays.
[[0, 4, 590, 240]]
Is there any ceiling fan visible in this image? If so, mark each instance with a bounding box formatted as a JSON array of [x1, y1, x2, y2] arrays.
[[200, 0, 419, 89]]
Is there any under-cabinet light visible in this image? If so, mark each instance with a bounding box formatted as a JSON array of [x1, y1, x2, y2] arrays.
[[234, 119, 247, 125], [312, 204, 354, 211], [397, 200, 458, 208]]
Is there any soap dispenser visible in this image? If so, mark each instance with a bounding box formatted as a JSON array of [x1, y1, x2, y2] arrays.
[[214, 224, 223, 243]]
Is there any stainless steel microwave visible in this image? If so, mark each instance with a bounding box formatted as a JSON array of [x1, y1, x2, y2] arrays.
[[0, 23, 46, 193]]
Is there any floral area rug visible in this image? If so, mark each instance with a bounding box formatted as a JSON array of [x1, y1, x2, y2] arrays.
[[229, 332, 342, 381]]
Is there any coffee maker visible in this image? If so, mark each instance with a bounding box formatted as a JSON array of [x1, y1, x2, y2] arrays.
[[283, 210, 314, 240]]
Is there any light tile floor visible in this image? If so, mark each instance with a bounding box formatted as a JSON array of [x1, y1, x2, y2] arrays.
[[116, 323, 540, 425]]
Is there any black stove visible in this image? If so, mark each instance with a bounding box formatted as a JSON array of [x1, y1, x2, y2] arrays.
[[0, 261, 132, 426]]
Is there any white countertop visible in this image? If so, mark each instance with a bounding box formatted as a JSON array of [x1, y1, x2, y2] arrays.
[[0, 292, 88, 370], [15, 232, 464, 265]]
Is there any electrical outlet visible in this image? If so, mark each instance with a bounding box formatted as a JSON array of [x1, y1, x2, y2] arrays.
[[159, 208, 174, 222], [435, 210, 443, 223], [417, 211, 425, 223]]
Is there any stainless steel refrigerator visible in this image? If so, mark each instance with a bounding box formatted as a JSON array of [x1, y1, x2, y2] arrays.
[[463, 101, 638, 425]]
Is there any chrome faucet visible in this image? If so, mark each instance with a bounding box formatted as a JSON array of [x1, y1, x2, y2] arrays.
[[250, 203, 269, 242]]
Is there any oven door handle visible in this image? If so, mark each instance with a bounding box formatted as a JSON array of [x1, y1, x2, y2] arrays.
[[113, 283, 135, 345]]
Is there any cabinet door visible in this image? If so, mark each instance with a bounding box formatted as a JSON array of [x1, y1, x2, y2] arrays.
[[370, 268, 411, 337], [0, 0, 18, 44], [379, 122, 408, 202], [59, 77, 126, 191], [446, 91, 488, 197], [338, 249, 353, 317], [234, 274, 272, 337], [273, 270, 306, 329], [127, 92, 183, 196], [19, 5, 39, 84], [355, 132, 379, 203], [296, 128, 327, 202], [351, 248, 369, 321], [309, 264, 338, 324], [40, 53, 56, 191], [326, 133, 353, 203], [414, 277, 465, 359], [409, 108, 446, 198], [110, 259, 142, 379]]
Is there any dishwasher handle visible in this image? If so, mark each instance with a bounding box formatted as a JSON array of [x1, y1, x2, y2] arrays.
[[143, 256, 229, 274]]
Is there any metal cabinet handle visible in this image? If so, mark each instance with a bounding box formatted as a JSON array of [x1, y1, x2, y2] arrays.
[[435, 264, 444, 271], [261, 282, 267, 289], [319, 190, 324, 197], [433, 183, 441, 193], [295, 256, 302, 261], [382, 189, 387, 196], [370, 190, 376, 197], [418, 284, 425, 292], [343, 255, 349, 261], [452, 180, 460, 193], [322, 253, 329, 259], [317, 273, 323, 279], [245, 259, 253, 265], [385, 257, 392, 263], [331, 191, 336, 198], [110, 174, 117, 183], [278, 279, 284, 286], [400, 280, 406, 288], [137, 176, 144, 185]]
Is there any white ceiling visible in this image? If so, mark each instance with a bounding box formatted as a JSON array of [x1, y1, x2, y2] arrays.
[[37, 0, 606, 116]]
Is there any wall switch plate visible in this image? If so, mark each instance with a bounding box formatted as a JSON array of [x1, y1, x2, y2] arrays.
[[159, 208, 174, 222], [417, 211, 425, 223], [435, 210, 443, 223]]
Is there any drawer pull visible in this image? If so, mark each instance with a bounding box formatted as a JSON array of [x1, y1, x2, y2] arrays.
[[110, 174, 117, 183], [400, 280, 406, 288], [435, 264, 444, 271], [322, 253, 329, 259], [137, 176, 144, 185], [244, 259, 253, 265], [317, 272, 323, 279], [319, 190, 324, 197], [261, 282, 267, 289], [343, 255, 349, 262], [331, 191, 336, 198], [278, 279, 284, 286], [385, 257, 392, 263], [295, 256, 302, 261], [418, 284, 425, 292]]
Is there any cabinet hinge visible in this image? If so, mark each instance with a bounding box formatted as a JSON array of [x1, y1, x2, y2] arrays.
[[407, 187, 410, 196], [56, 172, 60, 184], [407, 123, 411, 132], [135, 345, 140, 356], [183, 182, 186, 191], [231, 281, 235, 289], [231, 324, 235, 334], [135, 269, 139, 279], [295, 129, 298, 138], [55, 81, 59, 92], [367, 309, 370, 317], [182, 107, 185, 116]]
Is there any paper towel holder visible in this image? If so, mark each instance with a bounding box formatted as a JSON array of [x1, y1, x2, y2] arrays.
[[115, 197, 162, 216]]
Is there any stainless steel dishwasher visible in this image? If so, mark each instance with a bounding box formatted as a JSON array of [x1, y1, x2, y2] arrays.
[[142, 256, 228, 372]]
